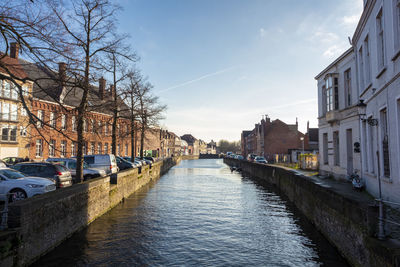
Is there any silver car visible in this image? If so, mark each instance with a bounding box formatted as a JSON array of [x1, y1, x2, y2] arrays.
[[47, 158, 107, 181]]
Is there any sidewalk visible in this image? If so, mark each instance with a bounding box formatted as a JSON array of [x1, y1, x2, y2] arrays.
[[270, 164, 400, 240]]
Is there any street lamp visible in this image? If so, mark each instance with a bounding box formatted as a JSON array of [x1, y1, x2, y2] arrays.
[[300, 137, 304, 154], [357, 99, 384, 239]]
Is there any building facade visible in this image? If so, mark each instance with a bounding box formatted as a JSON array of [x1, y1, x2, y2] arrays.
[[353, 0, 400, 203], [0, 44, 32, 159], [315, 48, 361, 180]]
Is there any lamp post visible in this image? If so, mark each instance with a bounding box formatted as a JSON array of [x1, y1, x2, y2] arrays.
[[300, 137, 304, 154], [357, 100, 384, 239]]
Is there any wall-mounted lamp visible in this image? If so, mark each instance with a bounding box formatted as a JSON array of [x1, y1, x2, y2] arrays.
[[357, 100, 378, 126]]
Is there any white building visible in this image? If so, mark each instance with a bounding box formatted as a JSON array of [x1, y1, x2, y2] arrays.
[[352, 0, 400, 204], [315, 48, 362, 180], [317, 0, 400, 204]]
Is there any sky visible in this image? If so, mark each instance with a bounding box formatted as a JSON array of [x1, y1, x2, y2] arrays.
[[117, 0, 363, 142]]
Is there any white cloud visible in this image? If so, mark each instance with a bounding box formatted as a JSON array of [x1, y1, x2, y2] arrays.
[[259, 28, 266, 38], [322, 44, 347, 58], [341, 15, 359, 27]]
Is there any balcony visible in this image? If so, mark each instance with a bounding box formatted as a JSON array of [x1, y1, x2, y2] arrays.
[[325, 110, 340, 123]]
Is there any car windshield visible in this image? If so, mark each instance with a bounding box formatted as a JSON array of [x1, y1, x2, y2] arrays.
[[55, 164, 69, 172], [0, 169, 27, 179]]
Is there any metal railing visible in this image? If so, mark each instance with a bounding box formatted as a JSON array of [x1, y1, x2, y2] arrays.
[[375, 198, 400, 239]]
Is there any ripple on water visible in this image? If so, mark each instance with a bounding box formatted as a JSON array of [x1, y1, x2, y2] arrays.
[[33, 159, 349, 267]]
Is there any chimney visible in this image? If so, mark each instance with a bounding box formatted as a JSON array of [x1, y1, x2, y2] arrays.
[[296, 117, 298, 127], [307, 121, 310, 133], [58, 62, 67, 86], [10, 42, 19, 59], [99, 77, 106, 100], [109, 85, 115, 98]]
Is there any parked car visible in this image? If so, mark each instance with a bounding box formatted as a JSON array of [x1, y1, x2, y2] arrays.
[[116, 156, 135, 171], [144, 156, 155, 163], [2, 157, 27, 166], [247, 154, 257, 162], [46, 158, 106, 181], [83, 154, 118, 175], [255, 156, 268, 164], [122, 157, 141, 168], [236, 155, 244, 160], [12, 162, 73, 188], [0, 167, 56, 202], [135, 157, 149, 166]]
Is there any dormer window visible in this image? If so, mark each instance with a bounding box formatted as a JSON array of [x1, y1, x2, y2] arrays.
[[325, 74, 339, 112]]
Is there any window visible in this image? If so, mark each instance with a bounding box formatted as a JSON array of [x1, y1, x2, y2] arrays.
[[22, 85, 29, 96], [376, 9, 385, 70], [83, 119, 87, 132], [125, 144, 128, 156], [394, 0, 400, 51], [71, 142, 77, 157], [3, 81, 10, 98], [36, 139, 43, 157], [97, 121, 102, 134], [49, 139, 56, 157], [90, 142, 95, 155], [10, 104, 17, 121], [367, 118, 375, 174], [83, 142, 88, 155], [344, 69, 352, 107], [118, 144, 121, 156], [323, 133, 328, 164], [0, 127, 15, 141], [72, 116, 76, 131], [91, 119, 94, 133], [61, 114, 66, 130], [104, 143, 108, 154], [61, 140, 67, 157], [20, 106, 27, 117], [98, 143, 102, 154], [50, 112, 56, 127], [105, 123, 109, 135], [325, 76, 337, 112], [10, 83, 18, 100], [380, 108, 390, 177], [20, 126, 27, 137], [2, 103, 9, 120], [333, 131, 340, 166], [37, 110, 44, 128], [364, 36, 371, 85], [359, 47, 364, 89]]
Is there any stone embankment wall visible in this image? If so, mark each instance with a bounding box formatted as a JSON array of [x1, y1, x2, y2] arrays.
[[181, 155, 199, 160], [2, 157, 180, 266], [224, 158, 400, 267]]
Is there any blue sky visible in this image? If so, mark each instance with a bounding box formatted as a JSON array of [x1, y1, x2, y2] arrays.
[[118, 0, 363, 142]]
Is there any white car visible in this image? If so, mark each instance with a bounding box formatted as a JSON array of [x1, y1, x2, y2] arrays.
[[0, 168, 56, 202]]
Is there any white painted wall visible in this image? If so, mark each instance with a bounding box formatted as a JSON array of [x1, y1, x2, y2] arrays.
[[353, 0, 400, 204]]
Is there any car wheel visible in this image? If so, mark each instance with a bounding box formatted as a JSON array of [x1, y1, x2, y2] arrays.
[[84, 175, 92, 181], [9, 189, 27, 203]]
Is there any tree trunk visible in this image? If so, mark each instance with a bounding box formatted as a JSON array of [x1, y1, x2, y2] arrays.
[[140, 124, 145, 159]]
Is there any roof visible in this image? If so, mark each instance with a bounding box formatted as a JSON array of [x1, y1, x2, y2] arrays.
[[18, 58, 129, 117], [242, 130, 252, 138], [180, 134, 197, 144], [0, 54, 29, 80]]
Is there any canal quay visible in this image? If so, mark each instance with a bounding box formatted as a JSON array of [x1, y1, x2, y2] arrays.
[[33, 159, 348, 266]]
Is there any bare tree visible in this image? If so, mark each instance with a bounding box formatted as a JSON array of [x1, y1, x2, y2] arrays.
[[100, 40, 137, 156], [134, 80, 167, 159], [46, 0, 123, 182]]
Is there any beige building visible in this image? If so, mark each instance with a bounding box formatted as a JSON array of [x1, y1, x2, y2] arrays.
[[0, 44, 32, 159]]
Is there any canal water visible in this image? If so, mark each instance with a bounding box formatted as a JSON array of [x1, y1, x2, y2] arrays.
[[34, 159, 348, 266]]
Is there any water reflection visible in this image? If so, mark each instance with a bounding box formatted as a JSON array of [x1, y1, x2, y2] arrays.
[[33, 159, 348, 266]]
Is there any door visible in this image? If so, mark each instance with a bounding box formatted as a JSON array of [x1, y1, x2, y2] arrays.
[[346, 129, 353, 175]]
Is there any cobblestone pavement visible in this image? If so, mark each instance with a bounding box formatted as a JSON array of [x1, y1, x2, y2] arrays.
[[270, 164, 400, 241]]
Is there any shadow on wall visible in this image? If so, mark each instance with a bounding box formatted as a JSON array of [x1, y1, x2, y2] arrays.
[[5, 157, 180, 266]]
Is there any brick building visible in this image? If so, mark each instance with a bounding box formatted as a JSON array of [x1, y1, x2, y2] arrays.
[[241, 116, 307, 162], [0, 44, 33, 159]]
